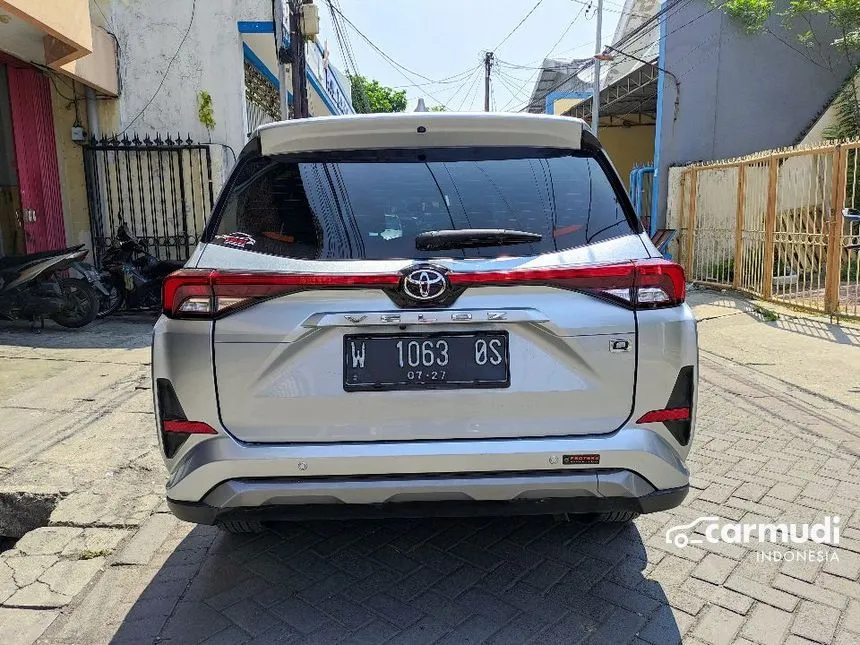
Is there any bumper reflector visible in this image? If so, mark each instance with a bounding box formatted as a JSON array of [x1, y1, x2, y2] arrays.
[[162, 420, 218, 434], [636, 407, 691, 423]]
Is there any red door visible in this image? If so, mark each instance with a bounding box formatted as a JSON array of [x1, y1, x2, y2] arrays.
[[6, 64, 66, 253]]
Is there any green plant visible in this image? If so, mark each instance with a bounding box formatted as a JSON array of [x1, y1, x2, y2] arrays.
[[79, 548, 112, 560], [429, 105, 447, 112], [753, 304, 780, 321], [348, 75, 407, 113], [197, 91, 216, 134], [720, 0, 775, 32], [842, 253, 859, 280], [823, 81, 860, 140], [705, 258, 735, 282], [716, 0, 860, 136]]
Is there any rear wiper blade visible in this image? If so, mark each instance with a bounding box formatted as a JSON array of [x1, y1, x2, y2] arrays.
[[415, 228, 542, 251]]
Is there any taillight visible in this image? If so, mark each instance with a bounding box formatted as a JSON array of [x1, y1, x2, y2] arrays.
[[448, 259, 685, 309], [162, 269, 401, 319], [162, 259, 685, 319], [633, 259, 686, 308]]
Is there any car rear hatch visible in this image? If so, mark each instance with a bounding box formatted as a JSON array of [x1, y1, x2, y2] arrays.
[[174, 120, 679, 444]]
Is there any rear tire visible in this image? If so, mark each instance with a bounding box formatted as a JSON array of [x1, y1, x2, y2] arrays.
[[597, 511, 640, 523], [217, 520, 266, 534], [50, 278, 99, 328], [96, 278, 124, 318]]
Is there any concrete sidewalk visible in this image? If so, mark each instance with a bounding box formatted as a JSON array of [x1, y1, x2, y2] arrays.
[[0, 316, 161, 634], [0, 292, 858, 644]]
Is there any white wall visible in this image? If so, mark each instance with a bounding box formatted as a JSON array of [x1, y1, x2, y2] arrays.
[[96, 0, 269, 168]]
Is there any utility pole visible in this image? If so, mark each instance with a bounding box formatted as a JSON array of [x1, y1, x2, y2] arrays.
[[592, 0, 603, 134], [484, 51, 494, 112], [289, 0, 309, 119], [274, 0, 290, 119]]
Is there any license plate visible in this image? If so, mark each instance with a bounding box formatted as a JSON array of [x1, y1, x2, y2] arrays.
[[343, 332, 510, 391]]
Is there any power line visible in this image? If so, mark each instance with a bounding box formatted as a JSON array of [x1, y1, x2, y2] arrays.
[[122, 0, 196, 133], [463, 67, 484, 111], [388, 65, 481, 89], [93, 0, 110, 26], [613, 0, 698, 56], [326, 0, 358, 75], [332, 0, 359, 72], [494, 0, 546, 51], [570, 0, 650, 19], [450, 67, 483, 111], [327, 3, 443, 83], [515, 0, 721, 114], [495, 68, 532, 102], [328, 2, 486, 109], [500, 3, 588, 111], [496, 67, 536, 86]]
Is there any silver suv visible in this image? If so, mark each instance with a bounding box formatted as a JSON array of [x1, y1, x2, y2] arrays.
[[153, 113, 697, 533]]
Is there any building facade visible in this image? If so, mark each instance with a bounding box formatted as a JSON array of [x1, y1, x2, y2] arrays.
[[527, 0, 854, 242], [0, 0, 353, 261]]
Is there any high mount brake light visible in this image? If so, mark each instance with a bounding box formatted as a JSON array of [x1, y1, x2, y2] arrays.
[[162, 260, 685, 319]]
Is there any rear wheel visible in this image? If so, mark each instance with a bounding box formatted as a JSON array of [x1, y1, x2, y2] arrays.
[[597, 511, 640, 523], [96, 277, 124, 318], [216, 519, 266, 534], [50, 278, 99, 328]]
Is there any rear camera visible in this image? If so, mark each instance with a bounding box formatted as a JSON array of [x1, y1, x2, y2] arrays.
[[417, 126, 427, 134]]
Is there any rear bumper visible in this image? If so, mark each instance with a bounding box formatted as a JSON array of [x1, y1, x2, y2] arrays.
[[165, 427, 689, 503], [163, 427, 690, 524], [167, 471, 689, 524]]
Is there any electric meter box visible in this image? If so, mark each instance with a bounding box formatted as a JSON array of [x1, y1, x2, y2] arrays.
[[301, 3, 320, 38]]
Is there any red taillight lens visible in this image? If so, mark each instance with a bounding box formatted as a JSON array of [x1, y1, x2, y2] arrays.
[[636, 407, 691, 423], [162, 260, 685, 319], [634, 259, 686, 308], [163, 269, 401, 319], [162, 420, 218, 434], [162, 269, 213, 318], [448, 259, 685, 309]]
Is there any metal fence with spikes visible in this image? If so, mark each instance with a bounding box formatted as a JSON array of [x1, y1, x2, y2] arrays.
[[673, 139, 860, 318], [82, 133, 215, 266]]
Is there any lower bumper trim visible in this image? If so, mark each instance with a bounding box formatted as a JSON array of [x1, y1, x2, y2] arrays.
[[167, 484, 688, 525]]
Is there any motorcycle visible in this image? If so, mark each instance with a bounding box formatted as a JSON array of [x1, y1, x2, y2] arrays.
[[97, 224, 185, 316], [0, 245, 101, 330]]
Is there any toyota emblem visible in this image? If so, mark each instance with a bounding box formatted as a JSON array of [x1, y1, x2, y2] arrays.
[[402, 267, 448, 301]]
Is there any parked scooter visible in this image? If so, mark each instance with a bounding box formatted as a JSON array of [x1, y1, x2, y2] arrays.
[[0, 245, 101, 330], [97, 224, 185, 316]]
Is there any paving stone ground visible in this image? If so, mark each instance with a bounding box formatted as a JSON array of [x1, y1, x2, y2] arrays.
[[1, 295, 859, 644]]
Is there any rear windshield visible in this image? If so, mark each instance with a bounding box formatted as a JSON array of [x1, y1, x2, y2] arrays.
[[208, 147, 637, 260]]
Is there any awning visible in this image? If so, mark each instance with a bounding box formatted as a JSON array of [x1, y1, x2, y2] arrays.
[[563, 60, 658, 125]]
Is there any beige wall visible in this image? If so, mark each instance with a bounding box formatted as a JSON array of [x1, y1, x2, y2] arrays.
[[598, 125, 656, 186], [552, 98, 585, 115], [49, 78, 91, 253], [59, 26, 118, 96], [799, 73, 860, 146], [0, 0, 92, 59]]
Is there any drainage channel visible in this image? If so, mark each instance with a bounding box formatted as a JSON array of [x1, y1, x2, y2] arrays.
[[0, 491, 67, 542]]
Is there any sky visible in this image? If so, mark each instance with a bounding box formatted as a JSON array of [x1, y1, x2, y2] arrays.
[[323, 0, 622, 112]]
